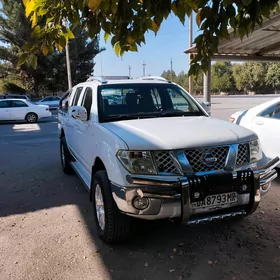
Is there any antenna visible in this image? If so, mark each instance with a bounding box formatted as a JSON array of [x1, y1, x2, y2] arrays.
[[170, 58, 173, 81], [142, 61, 146, 76]]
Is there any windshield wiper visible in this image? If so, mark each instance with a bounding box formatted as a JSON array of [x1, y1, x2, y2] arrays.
[[102, 113, 159, 122], [158, 111, 203, 117]]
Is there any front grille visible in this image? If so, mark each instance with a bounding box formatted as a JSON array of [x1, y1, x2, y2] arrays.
[[185, 146, 229, 173], [153, 151, 179, 174], [236, 143, 250, 167]]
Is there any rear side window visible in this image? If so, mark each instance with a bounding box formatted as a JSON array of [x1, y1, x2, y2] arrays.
[[81, 87, 93, 120], [71, 87, 83, 106], [0, 101, 11, 108], [11, 100, 28, 107]]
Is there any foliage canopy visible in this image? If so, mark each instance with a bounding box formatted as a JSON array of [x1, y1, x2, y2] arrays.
[[21, 0, 280, 77]]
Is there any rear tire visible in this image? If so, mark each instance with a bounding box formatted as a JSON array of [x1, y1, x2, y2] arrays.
[[25, 112, 38, 123], [60, 137, 74, 174], [92, 170, 131, 244]]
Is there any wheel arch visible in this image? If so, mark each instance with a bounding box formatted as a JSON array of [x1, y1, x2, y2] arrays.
[[25, 112, 38, 120], [90, 157, 106, 201]]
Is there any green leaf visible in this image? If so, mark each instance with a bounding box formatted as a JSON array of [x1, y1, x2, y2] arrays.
[[32, 25, 41, 37], [30, 54, 38, 69], [88, 0, 102, 12], [22, 43, 33, 51], [196, 9, 201, 26], [242, 0, 252, 6], [17, 53, 28, 67], [149, 20, 160, 34], [25, 0, 35, 18], [66, 28, 75, 39], [42, 45, 49, 56], [114, 42, 121, 56], [104, 32, 110, 43], [101, 21, 111, 34], [226, 5, 235, 17], [223, 0, 233, 8], [238, 26, 246, 40]]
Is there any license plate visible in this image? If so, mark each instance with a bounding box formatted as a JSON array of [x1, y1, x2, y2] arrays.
[[191, 192, 238, 209]]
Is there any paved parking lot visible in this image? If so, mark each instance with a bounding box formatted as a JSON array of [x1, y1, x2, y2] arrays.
[[0, 96, 280, 280]]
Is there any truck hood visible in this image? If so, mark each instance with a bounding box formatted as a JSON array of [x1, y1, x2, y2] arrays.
[[101, 116, 257, 150]]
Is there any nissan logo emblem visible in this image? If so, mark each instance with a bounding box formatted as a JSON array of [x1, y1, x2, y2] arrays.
[[203, 152, 217, 167]]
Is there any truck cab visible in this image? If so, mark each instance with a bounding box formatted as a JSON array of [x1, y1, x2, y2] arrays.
[[58, 76, 279, 244]]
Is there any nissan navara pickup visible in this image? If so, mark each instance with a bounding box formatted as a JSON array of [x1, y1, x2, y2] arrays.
[[58, 76, 279, 244]]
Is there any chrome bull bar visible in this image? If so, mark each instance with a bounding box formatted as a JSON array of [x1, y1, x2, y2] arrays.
[[253, 157, 280, 196]]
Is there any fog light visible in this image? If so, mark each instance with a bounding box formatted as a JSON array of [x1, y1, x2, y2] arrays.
[[133, 196, 149, 210], [194, 192, 200, 199], [262, 182, 271, 191], [241, 184, 248, 191]]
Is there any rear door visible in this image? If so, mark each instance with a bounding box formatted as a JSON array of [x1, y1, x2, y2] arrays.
[[0, 100, 12, 120], [10, 100, 29, 120], [251, 101, 280, 160]]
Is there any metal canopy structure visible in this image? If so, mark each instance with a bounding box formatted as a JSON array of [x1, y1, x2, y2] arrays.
[[184, 12, 280, 104]]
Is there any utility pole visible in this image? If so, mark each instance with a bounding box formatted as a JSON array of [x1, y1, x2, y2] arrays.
[[64, 19, 72, 90], [129, 65, 131, 78], [142, 61, 146, 76], [188, 13, 193, 95], [170, 58, 173, 81]]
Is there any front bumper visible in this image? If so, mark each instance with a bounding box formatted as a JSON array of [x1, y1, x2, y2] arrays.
[[111, 157, 279, 223]]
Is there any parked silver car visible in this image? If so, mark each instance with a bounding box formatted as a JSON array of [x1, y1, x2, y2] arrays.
[[36, 96, 61, 109]]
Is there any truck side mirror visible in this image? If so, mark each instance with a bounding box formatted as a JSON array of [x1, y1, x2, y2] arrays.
[[200, 101, 211, 114], [70, 106, 88, 121]]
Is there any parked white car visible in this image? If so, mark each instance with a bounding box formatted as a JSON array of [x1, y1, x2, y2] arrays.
[[36, 96, 60, 109], [58, 76, 279, 244], [230, 97, 280, 166], [0, 99, 51, 123]]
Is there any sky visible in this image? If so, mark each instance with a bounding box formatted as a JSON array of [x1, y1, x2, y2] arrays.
[[93, 14, 201, 78]]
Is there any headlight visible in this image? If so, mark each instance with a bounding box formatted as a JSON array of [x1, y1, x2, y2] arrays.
[[249, 139, 262, 163], [117, 150, 157, 175]]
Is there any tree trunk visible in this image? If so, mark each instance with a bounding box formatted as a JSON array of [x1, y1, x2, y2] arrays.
[[33, 76, 39, 98]]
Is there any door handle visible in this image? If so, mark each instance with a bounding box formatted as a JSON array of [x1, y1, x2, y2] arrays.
[[255, 120, 264, 125]]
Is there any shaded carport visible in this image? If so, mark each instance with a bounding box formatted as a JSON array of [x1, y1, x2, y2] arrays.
[[184, 12, 280, 105]]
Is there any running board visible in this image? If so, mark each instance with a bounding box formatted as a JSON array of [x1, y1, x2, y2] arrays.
[[70, 161, 91, 191]]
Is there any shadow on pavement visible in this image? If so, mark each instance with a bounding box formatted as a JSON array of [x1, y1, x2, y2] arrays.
[[1, 126, 280, 280]]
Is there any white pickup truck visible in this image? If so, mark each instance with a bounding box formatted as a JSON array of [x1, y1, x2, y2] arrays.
[[58, 76, 279, 244]]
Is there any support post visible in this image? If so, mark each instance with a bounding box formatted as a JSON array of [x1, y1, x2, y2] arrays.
[[65, 43, 72, 90], [203, 61, 211, 105], [64, 18, 72, 90], [188, 13, 193, 95]]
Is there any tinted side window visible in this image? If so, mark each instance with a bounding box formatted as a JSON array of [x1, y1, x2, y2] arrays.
[[11, 100, 28, 107], [272, 103, 280, 119], [259, 102, 280, 119], [71, 87, 83, 106], [0, 101, 11, 108], [259, 104, 276, 118], [82, 87, 93, 120]]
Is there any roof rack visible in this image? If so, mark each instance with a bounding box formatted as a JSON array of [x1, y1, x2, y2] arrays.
[[86, 76, 131, 83], [136, 76, 169, 82]]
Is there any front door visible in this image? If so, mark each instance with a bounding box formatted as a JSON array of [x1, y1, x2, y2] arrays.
[[9, 100, 29, 120], [66, 86, 84, 158], [75, 87, 94, 174]]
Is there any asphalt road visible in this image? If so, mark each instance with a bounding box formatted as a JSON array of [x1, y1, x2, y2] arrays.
[[0, 96, 280, 280]]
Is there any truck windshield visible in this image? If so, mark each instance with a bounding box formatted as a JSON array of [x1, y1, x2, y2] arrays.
[[98, 83, 205, 122]]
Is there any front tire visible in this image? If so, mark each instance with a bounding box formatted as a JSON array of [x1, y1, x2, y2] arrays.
[[25, 112, 38, 123], [60, 137, 74, 174], [92, 170, 131, 244]]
